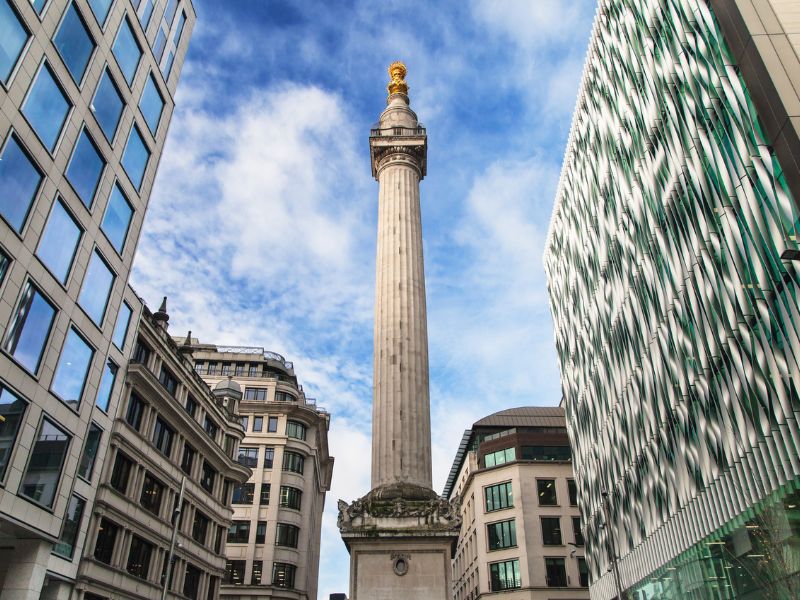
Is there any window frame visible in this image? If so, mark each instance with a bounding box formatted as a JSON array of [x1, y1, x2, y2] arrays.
[[21, 59, 72, 153], [0, 132, 43, 234], [3, 279, 57, 375], [36, 197, 83, 285], [111, 14, 142, 87], [0, 0, 31, 88], [0, 384, 28, 482], [65, 126, 106, 209], [77, 421, 102, 481], [18, 415, 71, 509], [53, 1, 96, 86]]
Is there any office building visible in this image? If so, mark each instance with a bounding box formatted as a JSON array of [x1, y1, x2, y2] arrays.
[[190, 341, 334, 600], [545, 1, 800, 598], [443, 407, 589, 600], [0, 0, 194, 597], [76, 298, 250, 600]]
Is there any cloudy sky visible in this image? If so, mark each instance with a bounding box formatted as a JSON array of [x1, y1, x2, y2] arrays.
[[130, 0, 597, 596]]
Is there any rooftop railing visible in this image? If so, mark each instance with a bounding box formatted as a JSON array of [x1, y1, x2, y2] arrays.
[[369, 125, 426, 137]]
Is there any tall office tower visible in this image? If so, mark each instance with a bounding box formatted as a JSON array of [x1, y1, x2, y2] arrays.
[[544, 1, 800, 599], [0, 0, 194, 597], [190, 342, 334, 600], [77, 299, 250, 600], [443, 407, 589, 600], [337, 62, 460, 600]]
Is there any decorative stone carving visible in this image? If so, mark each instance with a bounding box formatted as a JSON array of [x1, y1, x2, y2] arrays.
[[337, 491, 462, 531]]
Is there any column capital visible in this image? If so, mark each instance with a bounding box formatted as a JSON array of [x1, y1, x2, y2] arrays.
[[368, 132, 427, 180]]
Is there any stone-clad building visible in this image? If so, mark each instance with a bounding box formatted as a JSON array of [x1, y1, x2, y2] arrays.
[[188, 341, 334, 600], [76, 299, 250, 600], [443, 407, 589, 600], [0, 1, 194, 597]]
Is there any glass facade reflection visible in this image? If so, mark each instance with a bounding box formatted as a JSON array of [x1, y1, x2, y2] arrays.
[[0, 386, 27, 481], [139, 73, 163, 134], [0, 134, 42, 232], [121, 125, 149, 189], [4, 282, 56, 374], [92, 69, 124, 142], [54, 3, 95, 84], [94, 358, 117, 412], [23, 62, 71, 151], [20, 418, 70, 508], [66, 128, 105, 207], [78, 250, 114, 325], [0, 0, 28, 84], [37, 199, 81, 283], [112, 17, 141, 86], [101, 183, 133, 252], [51, 327, 94, 409]]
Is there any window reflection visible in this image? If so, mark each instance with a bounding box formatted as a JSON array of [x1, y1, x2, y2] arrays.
[[66, 129, 105, 207], [0, 0, 29, 84], [0, 135, 42, 232], [0, 386, 27, 481], [101, 184, 133, 253], [78, 250, 114, 325], [37, 199, 81, 283], [112, 17, 141, 86], [54, 3, 95, 83], [121, 125, 150, 189], [51, 326, 94, 409], [4, 282, 56, 374], [22, 62, 71, 151], [20, 417, 71, 508], [92, 70, 124, 142]]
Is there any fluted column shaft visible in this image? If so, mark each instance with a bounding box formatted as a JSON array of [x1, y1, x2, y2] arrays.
[[371, 152, 432, 490]]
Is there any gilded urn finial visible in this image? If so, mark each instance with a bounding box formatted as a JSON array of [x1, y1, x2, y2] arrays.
[[387, 61, 408, 97]]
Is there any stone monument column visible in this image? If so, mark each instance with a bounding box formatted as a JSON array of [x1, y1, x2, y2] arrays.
[[338, 62, 460, 600]]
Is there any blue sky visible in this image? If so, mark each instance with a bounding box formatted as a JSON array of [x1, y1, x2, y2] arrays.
[[130, 0, 597, 596]]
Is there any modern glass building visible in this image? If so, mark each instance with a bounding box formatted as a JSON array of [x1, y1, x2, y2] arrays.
[[0, 0, 194, 597], [544, 1, 800, 599]]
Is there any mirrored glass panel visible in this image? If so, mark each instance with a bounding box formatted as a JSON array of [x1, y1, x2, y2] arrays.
[[121, 126, 149, 189], [112, 302, 132, 348], [37, 199, 81, 284], [20, 418, 70, 508], [77, 422, 101, 479], [92, 69, 124, 142], [172, 11, 186, 45], [138, 0, 153, 30], [0, 0, 29, 84], [22, 62, 71, 151], [54, 3, 95, 83], [51, 326, 93, 409], [30, 0, 47, 15], [139, 73, 163, 134], [87, 0, 112, 26], [0, 134, 42, 232], [112, 17, 141, 86], [95, 358, 117, 412], [101, 184, 133, 252], [0, 385, 27, 481], [53, 494, 85, 558], [66, 128, 105, 207], [78, 250, 114, 325], [4, 282, 56, 373]]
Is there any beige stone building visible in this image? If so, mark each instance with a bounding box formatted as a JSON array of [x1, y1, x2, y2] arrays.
[[76, 299, 250, 600], [443, 407, 589, 600], [189, 341, 334, 600], [0, 1, 194, 597]]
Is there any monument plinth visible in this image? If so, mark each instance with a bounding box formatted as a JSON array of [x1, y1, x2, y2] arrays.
[[337, 62, 460, 600]]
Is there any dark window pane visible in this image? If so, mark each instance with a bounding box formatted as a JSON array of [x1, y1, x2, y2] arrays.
[[121, 125, 149, 189], [87, 0, 112, 26], [66, 128, 104, 207], [251, 561, 262, 585], [158, 366, 177, 395], [578, 557, 589, 586], [53, 494, 85, 558], [20, 418, 71, 507], [152, 417, 174, 456], [263, 447, 274, 468], [112, 18, 141, 85], [77, 422, 102, 480], [224, 560, 245, 585], [0, 135, 42, 231], [282, 451, 304, 474], [253, 416, 263, 432], [191, 510, 208, 544], [139, 472, 163, 515], [275, 523, 299, 548], [131, 338, 151, 366], [272, 563, 295, 589], [185, 395, 197, 417], [279, 486, 301, 510], [110, 451, 132, 493], [484, 482, 513, 512], [521, 445, 571, 461], [0, 386, 28, 480], [255, 521, 266, 544], [232, 482, 254, 504], [125, 394, 145, 430], [112, 302, 132, 348], [183, 563, 201, 600], [95, 359, 117, 412], [568, 479, 578, 505], [286, 420, 305, 440], [200, 461, 215, 493], [0, 250, 8, 286], [489, 559, 520, 591], [487, 519, 516, 550], [54, 3, 95, 83], [0, 0, 29, 84], [260, 483, 270, 505], [180, 444, 194, 475], [92, 70, 123, 141], [101, 184, 133, 253], [227, 521, 249, 544], [37, 199, 81, 283], [139, 73, 163, 134], [545, 557, 567, 587], [126, 535, 152, 579], [93, 518, 118, 563], [237, 447, 258, 468], [267, 416, 277, 432], [51, 327, 93, 408], [78, 250, 114, 325], [537, 479, 558, 505], [4, 282, 56, 374], [541, 517, 562, 545], [23, 63, 71, 151]]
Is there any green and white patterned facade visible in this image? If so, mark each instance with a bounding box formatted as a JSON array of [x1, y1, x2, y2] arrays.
[[544, 1, 800, 598]]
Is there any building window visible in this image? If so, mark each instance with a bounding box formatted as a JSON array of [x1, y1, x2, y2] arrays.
[[0, 134, 42, 232], [4, 281, 56, 374], [192, 511, 209, 545], [92, 69, 124, 142], [110, 451, 133, 494], [267, 416, 278, 432], [79, 250, 115, 326], [255, 520, 267, 544], [154, 26, 167, 61], [253, 416, 263, 432], [248, 364, 259, 377], [237, 447, 258, 468], [200, 461, 215, 494], [577, 557, 589, 587], [537, 479, 557, 505], [87, 0, 112, 26], [244, 388, 266, 401], [94, 359, 117, 413], [541, 517, 562, 545], [138, 72, 164, 134], [240, 415, 248, 430], [20, 417, 70, 507], [231, 482, 254, 504], [221, 479, 230, 505], [53, 494, 85, 559], [545, 557, 567, 587], [136, 0, 154, 29], [125, 393, 145, 430], [272, 562, 296, 589], [122, 125, 150, 190], [234, 363, 244, 376], [484, 447, 515, 467], [224, 435, 235, 459], [54, 3, 95, 84], [140, 472, 164, 515], [51, 326, 94, 409], [180, 443, 195, 475], [227, 521, 249, 544], [263, 447, 274, 468], [260, 483, 270, 505], [204, 416, 218, 440], [131, 338, 151, 366], [112, 302, 132, 349], [214, 526, 223, 553], [183, 563, 201, 600], [224, 560, 245, 585], [521, 445, 571, 461], [206, 362, 217, 375], [0, 386, 27, 481], [158, 365, 177, 396], [152, 417, 174, 457], [275, 391, 295, 402], [489, 559, 520, 591], [194, 361, 204, 373], [220, 362, 231, 375], [93, 518, 118, 564], [487, 519, 516, 551], [126, 535, 153, 579], [77, 422, 102, 480], [102, 184, 134, 255], [23, 62, 71, 151], [185, 395, 197, 417], [0, 250, 8, 286], [286, 420, 306, 440], [282, 451, 304, 474], [279, 485, 302, 510], [568, 479, 578, 505], [0, 0, 29, 84], [275, 523, 299, 548], [112, 17, 141, 85], [163, 0, 179, 26], [484, 482, 513, 512], [573, 516, 585, 546], [251, 560, 263, 585], [37, 199, 82, 283], [66, 129, 105, 208]]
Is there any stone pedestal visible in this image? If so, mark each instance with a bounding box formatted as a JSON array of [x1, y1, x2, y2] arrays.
[[338, 486, 460, 600]]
